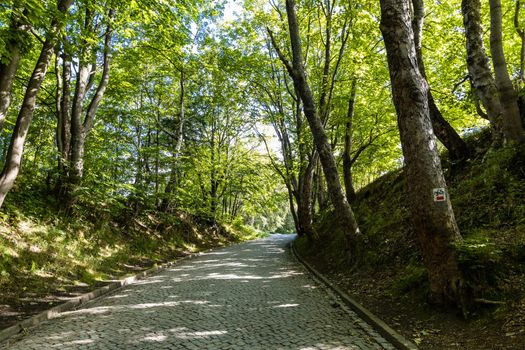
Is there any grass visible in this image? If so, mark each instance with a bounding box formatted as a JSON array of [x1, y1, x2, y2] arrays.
[[295, 134, 525, 348], [346, 139, 525, 301], [0, 188, 266, 327]]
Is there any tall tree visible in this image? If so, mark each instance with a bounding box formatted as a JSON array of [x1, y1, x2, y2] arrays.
[[515, 0, 525, 124], [462, 0, 524, 143], [489, 0, 524, 142], [0, 4, 31, 130], [380, 0, 465, 305], [56, 6, 115, 205], [411, 0, 470, 160], [461, 0, 503, 141], [342, 78, 357, 203], [269, 0, 361, 255], [0, 0, 73, 208]]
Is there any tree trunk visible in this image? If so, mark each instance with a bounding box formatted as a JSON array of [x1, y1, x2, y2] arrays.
[[270, 0, 361, 254], [0, 8, 29, 130], [55, 49, 72, 195], [161, 70, 186, 211], [515, 1, 525, 125], [315, 160, 329, 212], [287, 183, 300, 234], [380, 0, 465, 306], [297, 156, 317, 240], [343, 78, 357, 203], [489, 0, 524, 143], [64, 9, 114, 205], [0, 0, 73, 208], [461, 0, 503, 142], [411, 0, 470, 160], [517, 1, 525, 83]]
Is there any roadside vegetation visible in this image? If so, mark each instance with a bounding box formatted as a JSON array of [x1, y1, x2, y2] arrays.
[[1, 0, 525, 348], [296, 134, 525, 349]]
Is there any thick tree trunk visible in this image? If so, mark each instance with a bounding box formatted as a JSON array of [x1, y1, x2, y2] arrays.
[[68, 63, 90, 184], [0, 49, 21, 131], [314, 161, 329, 213], [0, 8, 29, 130], [0, 0, 73, 208], [515, 1, 525, 125], [461, 0, 503, 141], [342, 78, 357, 203], [55, 50, 72, 195], [63, 9, 114, 205], [411, 0, 470, 160], [297, 157, 317, 240], [489, 0, 524, 143], [271, 0, 360, 253], [380, 0, 465, 306]]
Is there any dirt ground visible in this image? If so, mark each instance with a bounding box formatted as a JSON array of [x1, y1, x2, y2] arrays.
[[300, 256, 525, 350]]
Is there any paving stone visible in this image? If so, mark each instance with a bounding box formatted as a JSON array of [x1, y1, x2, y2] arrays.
[[6, 234, 394, 349]]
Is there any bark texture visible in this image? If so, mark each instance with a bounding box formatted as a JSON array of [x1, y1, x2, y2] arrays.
[[56, 8, 114, 206], [380, 0, 465, 306], [411, 0, 469, 160], [56, 51, 72, 184], [297, 155, 318, 240], [342, 78, 357, 203], [461, 0, 503, 141], [0, 0, 73, 208], [160, 70, 186, 212], [270, 0, 360, 253], [489, 0, 524, 142], [0, 7, 29, 130], [515, 1, 525, 124], [70, 9, 114, 182]]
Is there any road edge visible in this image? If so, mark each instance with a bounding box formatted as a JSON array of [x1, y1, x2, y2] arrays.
[[0, 250, 206, 347], [290, 240, 418, 350]]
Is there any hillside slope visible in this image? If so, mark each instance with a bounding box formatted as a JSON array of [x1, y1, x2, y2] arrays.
[[0, 189, 261, 330], [296, 132, 525, 349]]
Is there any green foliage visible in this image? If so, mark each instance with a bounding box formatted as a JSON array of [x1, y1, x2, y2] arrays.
[[455, 233, 504, 296], [451, 144, 525, 232], [0, 186, 261, 305], [389, 265, 428, 296]]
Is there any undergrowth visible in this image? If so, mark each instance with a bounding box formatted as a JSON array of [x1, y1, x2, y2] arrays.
[[0, 187, 265, 311], [297, 134, 525, 315]]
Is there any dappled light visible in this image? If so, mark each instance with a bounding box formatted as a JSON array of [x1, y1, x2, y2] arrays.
[[7, 235, 391, 349], [0, 0, 523, 348]]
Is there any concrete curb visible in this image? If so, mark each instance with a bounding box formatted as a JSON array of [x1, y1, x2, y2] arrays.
[[0, 251, 201, 347], [290, 240, 418, 350]]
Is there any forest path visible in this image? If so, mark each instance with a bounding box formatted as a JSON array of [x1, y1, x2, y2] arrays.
[[7, 234, 394, 350]]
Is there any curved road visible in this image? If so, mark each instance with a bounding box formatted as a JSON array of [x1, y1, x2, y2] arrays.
[[7, 234, 394, 349]]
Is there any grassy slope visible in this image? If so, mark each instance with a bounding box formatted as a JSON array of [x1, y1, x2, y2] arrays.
[[0, 188, 263, 330], [296, 132, 525, 349]]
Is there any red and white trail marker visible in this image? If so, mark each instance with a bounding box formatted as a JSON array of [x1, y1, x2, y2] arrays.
[[432, 188, 446, 202]]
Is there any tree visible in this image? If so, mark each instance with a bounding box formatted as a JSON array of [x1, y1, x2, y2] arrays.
[[515, 0, 525, 124], [461, 0, 524, 144], [489, 0, 524, 143], [0, 0, 73, 208], [342, 78, 357, 203], [269, 0, 361, 255], [55, 5, 115, 206], [0, 3, 32, 130], [380, 0, 465, 305], [411, 0, 470, 161]]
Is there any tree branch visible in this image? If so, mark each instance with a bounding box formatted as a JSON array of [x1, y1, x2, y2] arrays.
[[266, 28, 295, 79]]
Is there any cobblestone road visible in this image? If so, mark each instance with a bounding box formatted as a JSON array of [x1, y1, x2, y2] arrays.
[[6, 234, 395, 350]]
